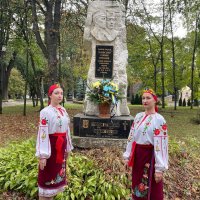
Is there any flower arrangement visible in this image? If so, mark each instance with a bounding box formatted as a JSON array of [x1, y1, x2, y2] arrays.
[[87, 79, 120, 104]]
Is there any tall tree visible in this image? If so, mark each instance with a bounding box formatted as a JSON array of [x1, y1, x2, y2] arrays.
[[180, 0, 200, 108], [141, 0, 167, 108], [190, 12, 199, 109], [167, 0, 177, 110], [31, 0, 62, 83], [0, 0, 15, 113]]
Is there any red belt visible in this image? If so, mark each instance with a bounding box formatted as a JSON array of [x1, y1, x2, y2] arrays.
[[128, 142, 153, 167], [51, 132, 66, 164]]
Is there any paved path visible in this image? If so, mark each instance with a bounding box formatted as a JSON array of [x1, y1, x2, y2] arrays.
[[2, 100, 32, 107], [2, 99, 75, 107]]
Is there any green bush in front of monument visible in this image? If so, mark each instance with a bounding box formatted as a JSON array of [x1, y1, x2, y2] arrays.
[[0, 139, 130, 199]]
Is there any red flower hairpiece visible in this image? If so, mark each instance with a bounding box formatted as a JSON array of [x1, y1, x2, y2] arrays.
[[143, 88, 156, 96], [48, 83, 61, 97], [143, 87, 159, 112]]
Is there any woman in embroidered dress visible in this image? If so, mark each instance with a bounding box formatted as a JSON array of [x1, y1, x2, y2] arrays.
[[36, 84, 73, 200], [123, 88, 168, 200]]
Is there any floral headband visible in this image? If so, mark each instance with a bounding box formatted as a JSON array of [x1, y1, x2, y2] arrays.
[[143, 88, 156, 97], [143, 88, 158, 112]]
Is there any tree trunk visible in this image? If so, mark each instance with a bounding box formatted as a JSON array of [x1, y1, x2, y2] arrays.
[[161, 0, 166, 109], [29, 51, 44, 110], [160, 44, 165, 108], [31, 0, 62, 84], [23, 50, 29, 116], [168, 0, 177, 110], [190, 12, 199, 109], [2, 51, 17, 100], [147, 38, 161, 93]]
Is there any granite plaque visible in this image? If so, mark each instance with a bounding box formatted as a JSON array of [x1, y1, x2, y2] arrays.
[[73, 113, 134, 139], [95, 45, 113, 78]]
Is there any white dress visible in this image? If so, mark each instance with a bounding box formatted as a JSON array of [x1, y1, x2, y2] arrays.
[[36, 105, 73, 197], [123, 112, 168, 172]]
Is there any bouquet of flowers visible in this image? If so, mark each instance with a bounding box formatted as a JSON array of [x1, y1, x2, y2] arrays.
[[87, 79, 120, 104]]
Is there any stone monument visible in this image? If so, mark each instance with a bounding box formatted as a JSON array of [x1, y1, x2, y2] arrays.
[[83, 0, 130, 116], [73, 0, 134, 148]]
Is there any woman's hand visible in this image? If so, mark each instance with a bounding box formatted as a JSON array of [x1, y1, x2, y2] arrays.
[[154, 172, 163, 183], [39, 158, 47, 170], [123, 159, 129, 170], [65, 151, 69, 160]]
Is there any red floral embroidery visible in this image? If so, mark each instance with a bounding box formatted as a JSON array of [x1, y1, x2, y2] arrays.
[[41, 119, 47, 125], [138, 183, 145, 192], [133, 162, 149, 197], [59, 168, 65, 177], [145, 163, 150, 168], [154, 129, 160, 135], [162, 124, 167, 131], [143, 174, 148, 179]]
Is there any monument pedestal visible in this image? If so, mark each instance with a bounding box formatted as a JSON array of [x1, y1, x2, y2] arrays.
[[73, 113, 134, 148]]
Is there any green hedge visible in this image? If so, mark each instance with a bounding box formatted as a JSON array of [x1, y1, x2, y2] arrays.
[[0, 139, 130, 199]]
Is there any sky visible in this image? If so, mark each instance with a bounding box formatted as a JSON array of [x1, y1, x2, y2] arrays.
[[173, 14, 187, 38]]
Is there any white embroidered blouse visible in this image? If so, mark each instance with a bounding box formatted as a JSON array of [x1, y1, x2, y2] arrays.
[[36, 105, 73, 159], [123, 112, 168, 172]]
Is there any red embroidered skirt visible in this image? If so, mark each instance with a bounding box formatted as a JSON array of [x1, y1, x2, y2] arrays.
[[131, 143, 163, 200], [38, 133, 67, 190]]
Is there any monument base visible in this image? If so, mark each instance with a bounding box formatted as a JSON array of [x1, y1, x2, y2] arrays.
[[73, 113, 134, 148], [72, 136, 127, 149]]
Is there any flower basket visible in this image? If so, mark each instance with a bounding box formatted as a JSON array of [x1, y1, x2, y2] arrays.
[[99, 102, 110, 118], [87, 79, 120, 105]]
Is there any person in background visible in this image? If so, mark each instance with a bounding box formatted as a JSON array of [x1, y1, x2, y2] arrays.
[[123, 88, 168, 200], [36, 83, 73, 200]]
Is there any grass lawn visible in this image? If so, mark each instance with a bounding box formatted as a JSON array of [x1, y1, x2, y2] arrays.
[[129, 105, 200, 141], [1, 103, 200, 149]]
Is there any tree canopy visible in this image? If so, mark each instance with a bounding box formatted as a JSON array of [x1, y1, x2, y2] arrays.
[[0, 0, 199, 113]]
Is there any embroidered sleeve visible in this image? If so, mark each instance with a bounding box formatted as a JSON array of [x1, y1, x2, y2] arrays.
[[153, 117, 168, 172], [66, 126, 74, 152], [65, 110, 74, 152], [123, 121, 135, 160], [35, 110, 51, 159]]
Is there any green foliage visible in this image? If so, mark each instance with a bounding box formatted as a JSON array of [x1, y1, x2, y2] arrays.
[[8, 68, 25, 99], [130, 94, 142, 105], [179, 97, 182, 106], [194, 99, 199, 106], [134, 94, 140, 105], [0, 139, 38, 197], [0, 139, 129, 199], [183, 98, 186, 107], [187, 99, 191, 106], [131, 94, 135, 105]]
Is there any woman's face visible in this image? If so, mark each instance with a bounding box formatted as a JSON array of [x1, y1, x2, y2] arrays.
[[142, 93, 156, 110], [50, 88, 63, 105]]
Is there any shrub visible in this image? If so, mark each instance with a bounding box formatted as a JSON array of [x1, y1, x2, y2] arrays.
[[183, 98, 186, 107], [187, 99, 191, 106], [194, 99, 199, 106], [139, 95, 142, 104], [131, 94, 135, 105], [178, 97, 182, 106], [134, 94, 140, 105], [0, 139, 130, 199]]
